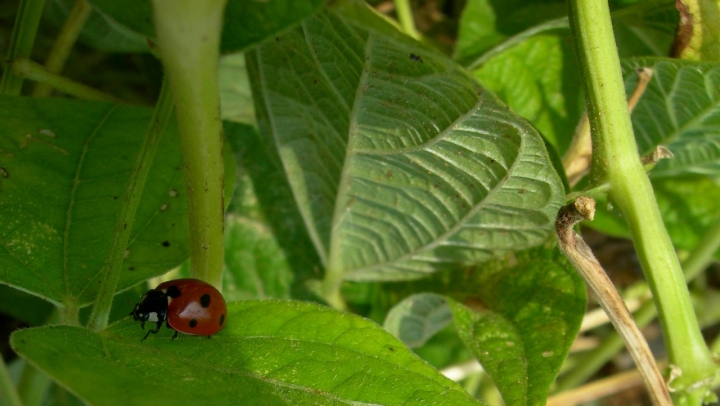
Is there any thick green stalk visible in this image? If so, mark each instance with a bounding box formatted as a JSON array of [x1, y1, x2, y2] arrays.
[[568, 0, 717, 402], [86, 78, 174, 331], [0, 0, 45, 95], [152, 0, 227, 289], [13, 57, 123, 103], [32, 0, 92, 97]]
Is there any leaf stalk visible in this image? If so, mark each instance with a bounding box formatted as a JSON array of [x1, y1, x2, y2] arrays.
[[0, 0, 45, 95]]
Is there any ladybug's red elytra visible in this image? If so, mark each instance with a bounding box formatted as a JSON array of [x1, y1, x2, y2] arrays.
[[130, 278, 227, 341]]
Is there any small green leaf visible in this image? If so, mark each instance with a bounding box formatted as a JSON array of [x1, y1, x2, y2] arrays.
[[622, 58, 720, 178], [12, 301, 482, 406], [249, 3, 564, 282], [0, 97, 188, 307], [383, 293, 453, 348], [382, 249, 586, 406]]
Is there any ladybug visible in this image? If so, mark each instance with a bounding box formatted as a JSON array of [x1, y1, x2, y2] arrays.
[[130, 278, 227, 341]]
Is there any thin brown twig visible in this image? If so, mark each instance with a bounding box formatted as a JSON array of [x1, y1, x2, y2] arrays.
[[555, 197, 671, 406]]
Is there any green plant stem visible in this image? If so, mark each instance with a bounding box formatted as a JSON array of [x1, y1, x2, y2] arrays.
[[393, 0, 420, 40], [32, 0, 92, 97], [152, 0, 228, 289], [558, 215, 720, 390], [86, 78, 174, 331], [568, 0, 716, 402], [0, 356, 22, 406], [12, 57, 124, 103], [0, 0, 45, 95]]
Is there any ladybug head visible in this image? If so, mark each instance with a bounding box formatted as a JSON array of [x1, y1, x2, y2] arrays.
[[130, 289, 168, 324]]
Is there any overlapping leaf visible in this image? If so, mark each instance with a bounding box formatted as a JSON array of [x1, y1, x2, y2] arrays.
[[248, 3, 564, 282], [383, 249, 586, 406], [12, 301, 482, 406], [622, 58, 720, 177]]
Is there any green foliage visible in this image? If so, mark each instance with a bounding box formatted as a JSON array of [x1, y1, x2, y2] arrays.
[[383, 249, 586, 406], [2, 0, 719, 405], [12, 301, 481, 406]]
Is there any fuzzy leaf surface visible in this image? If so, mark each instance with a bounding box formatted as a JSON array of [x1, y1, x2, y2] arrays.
[[12, 301, 481, 406]]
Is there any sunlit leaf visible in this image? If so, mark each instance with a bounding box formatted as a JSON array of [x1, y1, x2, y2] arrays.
[[12, 301, 482, 406]]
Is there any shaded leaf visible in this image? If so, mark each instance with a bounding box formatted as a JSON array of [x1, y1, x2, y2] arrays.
[[248, 3, 564, 282], [673, 0, 720, 61], [382, 249, 586, 406], [0, 284, 54, 325], [383, 293, 453, 348], [219, 53, 254, 125], [12, 301, 482, 406], [226, 123, 323, 300], [622, 58, 720, 177], [48, 0, 149, 53], [85, 0, 327, 53]]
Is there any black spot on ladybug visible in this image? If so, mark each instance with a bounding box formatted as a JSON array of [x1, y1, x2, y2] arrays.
[[200, 293, 211, 308], [219, 314, 225, 326], [189, 319, 197, 328], [410, 53, 423, 63], [161, 241, 170, 247], [166, 285, 181, 298]]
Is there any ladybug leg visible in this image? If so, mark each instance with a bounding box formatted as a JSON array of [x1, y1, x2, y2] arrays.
[[171, 330, 179, 340], [140, 321, 163, 342], [140, 321, 146, 330]]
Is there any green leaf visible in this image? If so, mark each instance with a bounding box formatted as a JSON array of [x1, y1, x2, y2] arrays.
[[382, 249, 586, 406], [219, 53, 254, 125], [383, 293, 453, 348], [621, 58, 720, 177], [226, 123, 323, 300], [85, 0, 327, 53], [0, 97, 189, 308], [248, 4, 564, 282], [673, 0, 720, 61], [0, 284, 54, 325], [12, 301, 482, 406], [473, 34, 583, 153], [454, 0, 566, 65]]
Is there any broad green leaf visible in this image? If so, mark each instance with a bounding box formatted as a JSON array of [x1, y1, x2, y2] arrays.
[[622, 58, 720, 177], [473, 34, 582, 153], [85, 0, 327, 53], [219, 53, 254, 125], [226, 124, 323, 300], [248, 3, 564, 282], [48, 0, 149, 53], [612, 0, 678, 58], [0, 98, 234, 309], [12, 301, 482, 406], [384, 293, 453, 348], [381, 249, 586, 406]]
